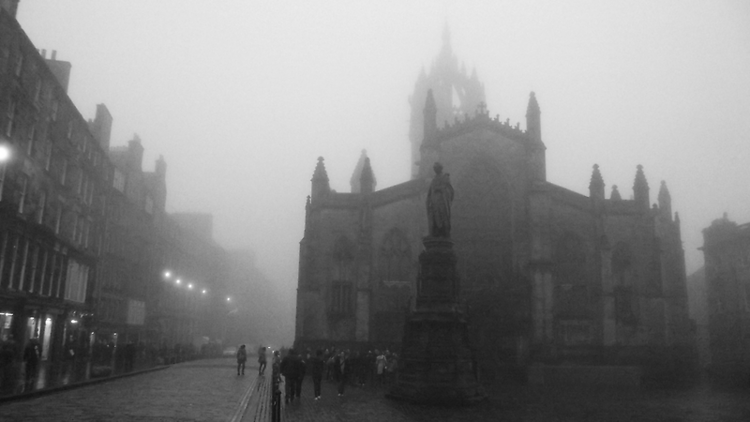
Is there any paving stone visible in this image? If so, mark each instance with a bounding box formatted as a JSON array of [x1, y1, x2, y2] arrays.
[[0, 358, 256, 422]]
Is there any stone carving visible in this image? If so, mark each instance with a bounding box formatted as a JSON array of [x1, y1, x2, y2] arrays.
[[426, 162, 454, 238]]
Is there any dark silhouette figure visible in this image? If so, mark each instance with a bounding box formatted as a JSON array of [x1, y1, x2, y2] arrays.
[[280, 349, 304, 403], [426, 162, 454, 238], [308, 349, 325, 400], [337, 350, 351, 397], [258, 346, 267, 375], [23, 339, 40, 389], [236, 344, 247, 375]]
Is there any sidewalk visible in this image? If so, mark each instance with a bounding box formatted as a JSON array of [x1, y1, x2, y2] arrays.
[[0, 356, 166, 399], [280, 376, 750, 422], [0, 358, 259, 422]]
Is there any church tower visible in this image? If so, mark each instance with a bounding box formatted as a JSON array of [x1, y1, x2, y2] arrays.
[[408, 25, 486, 179]]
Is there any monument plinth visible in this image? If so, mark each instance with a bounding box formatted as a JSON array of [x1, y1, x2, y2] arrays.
[[388, 163, 486, 405]]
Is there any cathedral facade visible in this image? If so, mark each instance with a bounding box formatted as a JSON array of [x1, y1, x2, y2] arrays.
[[295, 33, 693, 380]]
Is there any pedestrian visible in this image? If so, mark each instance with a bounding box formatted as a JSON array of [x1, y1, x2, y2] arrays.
[[236, 344, 247, 376], [258, 346, 267, 375], [280, 349, 303, 403], [23, 338, 40, 388], [337, 350, 351, 397], [375, 350, 387, 386], [387, 353, 398, 384], [308, 349, 325, 400]]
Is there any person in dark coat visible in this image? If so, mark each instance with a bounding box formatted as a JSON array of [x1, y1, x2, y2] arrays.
[[257, 346, 267, 375], [23, 339, 40, 387], [280, 349, 303, 403], [337, 350, 351, 397], [308, 349, 325, 400], [236, 344, 247, 376]]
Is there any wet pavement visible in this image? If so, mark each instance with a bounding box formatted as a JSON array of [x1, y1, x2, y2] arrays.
[[0, 358, 257, 421], [281, 377, 750, 422], [2, 362, 749, 422]]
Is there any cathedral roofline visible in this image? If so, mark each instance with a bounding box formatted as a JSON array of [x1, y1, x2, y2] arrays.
[[431, 104, 537, 147]]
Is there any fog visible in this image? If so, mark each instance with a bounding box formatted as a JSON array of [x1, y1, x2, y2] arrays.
[[17, 0, 750, 346]]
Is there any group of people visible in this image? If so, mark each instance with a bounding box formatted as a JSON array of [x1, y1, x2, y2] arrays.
[[233, 344, 400, 403], [276, 347, 399, 403]]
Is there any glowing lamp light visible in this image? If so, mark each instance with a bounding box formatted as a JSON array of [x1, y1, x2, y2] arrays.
[[176, 279, 181, 285], [164, 271, 172, 279], [226, 297, 231, 302], [202, 289, 207, 294], [188, 283, 193, 289], [0, 144, 10, 162], [71, 319, 79, 324]]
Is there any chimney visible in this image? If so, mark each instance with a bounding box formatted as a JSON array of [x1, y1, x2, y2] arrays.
[[44, 51, 72, 93], [89, 104, 113, 150]]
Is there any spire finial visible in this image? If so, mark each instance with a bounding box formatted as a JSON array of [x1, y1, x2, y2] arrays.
[[633, 164, 649, 209], [589, 164, 605, 200], [611, 185, 622, 201]]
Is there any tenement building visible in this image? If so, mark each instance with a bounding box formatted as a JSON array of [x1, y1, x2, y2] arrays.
[[701, 215, 750, 385], [295, 32, 694, 381], [0, 4, 230, 383], [0, 6, 108, 367]]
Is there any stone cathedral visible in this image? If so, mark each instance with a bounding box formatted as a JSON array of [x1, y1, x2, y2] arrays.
[[295, 32, 694, 381]]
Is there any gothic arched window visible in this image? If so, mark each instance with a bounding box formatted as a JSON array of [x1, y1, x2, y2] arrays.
[[612, 241, 636, 325], [554, 233, 589, 319], [330, 236, 354, 315], [378, 229, 411, 283]]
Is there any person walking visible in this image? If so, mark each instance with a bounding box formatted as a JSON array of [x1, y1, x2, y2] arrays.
[[236, 344, 247, 376], [258, 346, 267, 375], [23, 339, 40, 389], [337, 350, 351, 397], [308, 349, 325, 400], [280, 349, 303, 403], [375, 350, 387, 386]]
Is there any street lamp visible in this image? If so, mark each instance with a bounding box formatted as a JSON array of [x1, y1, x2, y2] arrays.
[[0, 144, 10, 162], [163, 271, 172, 279]]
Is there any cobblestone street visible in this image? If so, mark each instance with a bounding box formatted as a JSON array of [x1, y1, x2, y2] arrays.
[[2, 358, 749, 422], [0, 358, 257, 422], [282, 377, 750, 422]]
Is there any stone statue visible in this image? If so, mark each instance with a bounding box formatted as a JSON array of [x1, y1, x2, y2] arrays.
[[427, 162, 454, 238]]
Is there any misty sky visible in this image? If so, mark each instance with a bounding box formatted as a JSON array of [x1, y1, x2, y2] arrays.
[[16, 1, 750, 325]]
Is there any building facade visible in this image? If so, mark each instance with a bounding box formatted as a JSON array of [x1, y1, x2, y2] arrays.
[[702, 215, 750, 385], [0, 5, 232, 386], [0, 6, 107, 370], [295, 33, 694, 380]]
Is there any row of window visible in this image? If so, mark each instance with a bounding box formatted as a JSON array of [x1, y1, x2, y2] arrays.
[[0, 231, 70, 299]]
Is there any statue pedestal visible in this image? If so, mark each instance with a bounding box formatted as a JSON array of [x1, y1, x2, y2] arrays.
[[388, 237, 486, 405]]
